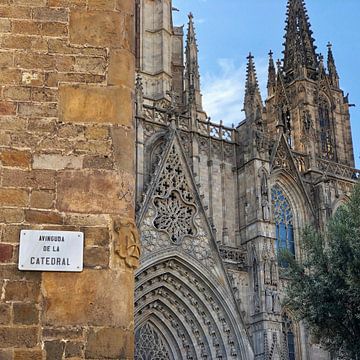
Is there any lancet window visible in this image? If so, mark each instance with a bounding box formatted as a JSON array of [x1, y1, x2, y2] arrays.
[[271, 185, 295, 266], [318, 97, 334, 160], [282, 313, 296, 360]]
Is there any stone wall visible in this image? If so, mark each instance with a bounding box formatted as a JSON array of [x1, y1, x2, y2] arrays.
[[0, 1, 136, 359]]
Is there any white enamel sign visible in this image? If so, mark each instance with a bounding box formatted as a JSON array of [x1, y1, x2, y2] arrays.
[[18, 230, 84, 272]]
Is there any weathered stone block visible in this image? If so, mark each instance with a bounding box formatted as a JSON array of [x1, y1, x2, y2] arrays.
[[2, 169, 56, 189], [5, 281, 40, 302], [30, 190, 55, 209], [43, 270, 133, 327], [0, 349, 12, 360], [41, 22, 68, 37], [59, 85, 132, 126], [2, 225, 22, 243], [0, 208, 24, 223], [65, 341, 83, 358], [69, 10, 122, 47], [84, 247, 109, 268], [115, 0, 134, 14], [44, 340, 65, 360], [3, 87, 31, 101], [81, 227, 109, 247], [74, 56, 106, 75], [0, 303, 11, 325], [32, 7, 68, 22], [14, 349, 43, 360], [108, 48, 134, 88], [0, 188, 29, 207], [13, 303, 39, 325], [14, 53, 55, 70], [85, 327, 133, 359], [0, 326, 38, 348], [111, 127, 134, 172], [25, 210, 63, 225], [0, 243, 13, 262], [88, 0, 116, 10], [0, 101, 17, 115], [83, 155, 113, 170], [57, 170, 134, 214], [42, 326, 83, 340], [0, 68, 21, 84], [0, 6, 31, 19], [33, 154, 83, 170], [18, 102, 57, 118], [84, 126, 109, 140]]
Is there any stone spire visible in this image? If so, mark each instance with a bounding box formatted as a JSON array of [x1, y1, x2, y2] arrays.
[[244, 53, 263, 119], [267, 50, 276, 97], [185, 13, 203, 111], [283, 0, 317, 79], [327, 42, 339, 87]]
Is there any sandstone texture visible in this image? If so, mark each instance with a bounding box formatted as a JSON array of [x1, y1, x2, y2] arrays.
[[0, 0, 136, 359]]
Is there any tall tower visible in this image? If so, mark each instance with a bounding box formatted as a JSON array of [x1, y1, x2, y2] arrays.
[[266, 0, 355, 168], [137, 0, 173, 101]]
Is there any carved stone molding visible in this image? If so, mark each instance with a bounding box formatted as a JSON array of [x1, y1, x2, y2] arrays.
[[113, 218, 141, 269]]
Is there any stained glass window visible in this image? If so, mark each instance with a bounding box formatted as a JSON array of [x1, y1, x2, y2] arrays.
[[271, 185, 295, 266]]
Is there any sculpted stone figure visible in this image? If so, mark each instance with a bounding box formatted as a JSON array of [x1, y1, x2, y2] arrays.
[[113, 218, 141, 269]]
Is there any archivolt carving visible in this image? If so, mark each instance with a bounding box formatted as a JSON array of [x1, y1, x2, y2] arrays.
[[135, 257, 253, 359], [113, 218, 141, 269]]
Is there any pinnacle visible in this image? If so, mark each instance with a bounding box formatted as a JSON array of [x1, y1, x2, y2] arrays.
[[244, 53, 263, 117], [267, 50, 276, 93], [283, 0, 318, 75]]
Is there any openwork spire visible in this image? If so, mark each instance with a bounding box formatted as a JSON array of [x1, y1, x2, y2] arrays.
[[283, 0, 317, 77], [327, 42, 339, 87], [244, 53, 263, 119], [267, 50, 276, 96], [185, 13, 203, 110]]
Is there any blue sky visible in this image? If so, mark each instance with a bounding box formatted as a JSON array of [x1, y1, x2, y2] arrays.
[[173, 0, 360, 168]]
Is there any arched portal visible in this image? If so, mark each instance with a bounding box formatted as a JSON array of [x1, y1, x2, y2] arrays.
[[135, 255, 253, 360]]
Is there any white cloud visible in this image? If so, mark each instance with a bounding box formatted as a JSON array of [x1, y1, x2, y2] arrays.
[[201, 57, 268, 127]]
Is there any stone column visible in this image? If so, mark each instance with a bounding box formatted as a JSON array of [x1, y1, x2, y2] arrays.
[[0, 1, 137, 359]]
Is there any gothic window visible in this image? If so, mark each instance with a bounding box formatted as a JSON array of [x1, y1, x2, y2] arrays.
[[271, 185, 295, 266], [318, 97, 334, 160], [282, 313, 296, 360], [135, 322, 173, 360]]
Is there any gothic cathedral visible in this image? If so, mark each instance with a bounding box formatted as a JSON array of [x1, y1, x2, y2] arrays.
[[134, 0, 358, 359]]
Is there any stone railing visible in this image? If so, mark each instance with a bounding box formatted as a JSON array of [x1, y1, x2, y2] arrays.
[[219, 245, 247, 270], [316, 158, 360, 180], [197, 119, 236, 143], [142, 104, 237, 143]]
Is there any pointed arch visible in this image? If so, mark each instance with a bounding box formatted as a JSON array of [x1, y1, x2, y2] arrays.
[[317, 93, 336, 161], [332, 195, 350, 215], [135, 254, 254, 360], [270, 172, 310, 261]]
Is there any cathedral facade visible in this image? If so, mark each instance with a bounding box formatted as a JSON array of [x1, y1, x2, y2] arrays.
[[133, 0, 358, 359]]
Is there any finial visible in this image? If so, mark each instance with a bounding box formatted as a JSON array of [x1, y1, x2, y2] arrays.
[[247, 52, 254, 60], [188, 12, 193, 20], [268, 50, 273, 58], [327, 41, 332, 50]]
